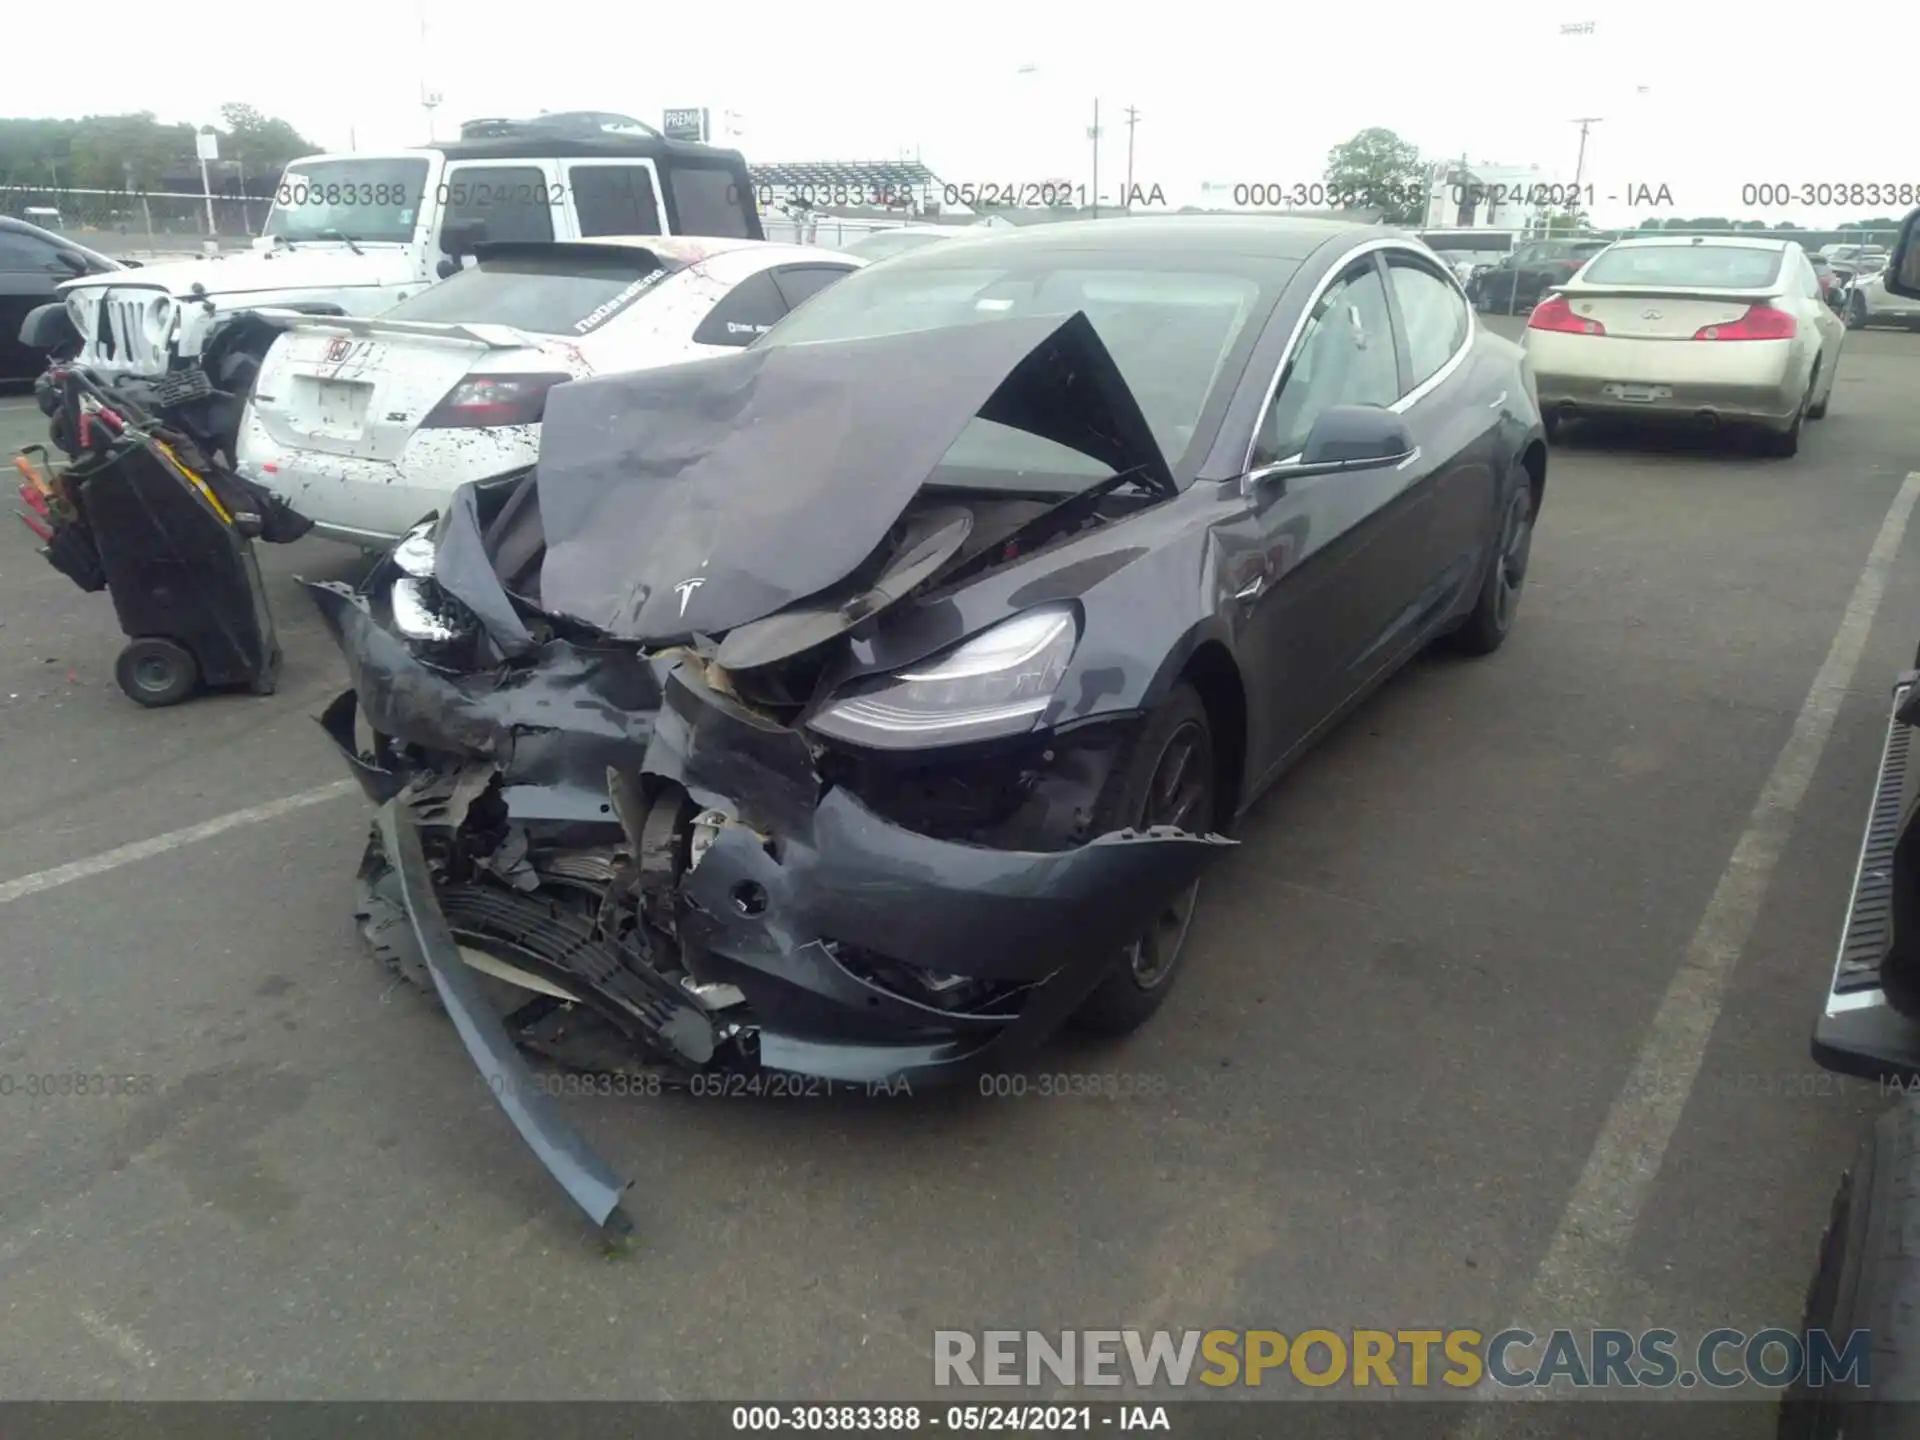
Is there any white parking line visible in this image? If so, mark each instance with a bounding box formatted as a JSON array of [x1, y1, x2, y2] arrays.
[[1465, 470, 1920, 1416], [0, 780, 359, 906]]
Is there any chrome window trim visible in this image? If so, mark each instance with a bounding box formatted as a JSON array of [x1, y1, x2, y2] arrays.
[[1240, 238, 1477, 482]]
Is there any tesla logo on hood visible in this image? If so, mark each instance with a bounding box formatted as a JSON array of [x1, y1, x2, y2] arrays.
[[674, 577, 704, 615], [324, 336, 352, 363]]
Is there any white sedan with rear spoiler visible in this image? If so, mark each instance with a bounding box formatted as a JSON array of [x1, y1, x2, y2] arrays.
[[1519, 233, 1844, 458], [235, 236, 865, 544]]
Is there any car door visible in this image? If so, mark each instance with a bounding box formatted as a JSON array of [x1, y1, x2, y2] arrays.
[[1382, 249, 1501, 615], [1233, 251, 1434, 782], [0, 227, 82, 379]]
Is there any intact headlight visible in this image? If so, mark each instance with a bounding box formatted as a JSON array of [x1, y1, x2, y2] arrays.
[[808, 605, 1079, 751]]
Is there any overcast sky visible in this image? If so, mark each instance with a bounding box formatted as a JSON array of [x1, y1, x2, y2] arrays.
[[5, 0, 1904, 226]]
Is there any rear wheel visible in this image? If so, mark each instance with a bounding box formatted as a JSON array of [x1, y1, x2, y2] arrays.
[[1071, 684, 1216, 1037], [1447, 475, 1535, 657], [1766, 393, 1806, 457], [1847, 293, 1869, 330]]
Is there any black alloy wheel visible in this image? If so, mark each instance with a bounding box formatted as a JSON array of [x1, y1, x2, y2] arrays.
[[1072, 683, 1217, 1036], [1449, 476, 1535, 656]]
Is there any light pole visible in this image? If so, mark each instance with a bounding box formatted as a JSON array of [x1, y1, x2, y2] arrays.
[[1123, 106, 1140, 209], [1087, 99, 1103, 219]]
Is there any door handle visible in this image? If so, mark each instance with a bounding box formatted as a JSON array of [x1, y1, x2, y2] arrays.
[[1487, 391, 1508, 409]]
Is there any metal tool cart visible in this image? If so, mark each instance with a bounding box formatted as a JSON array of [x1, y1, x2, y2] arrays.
[[13, 366, 301, 707]]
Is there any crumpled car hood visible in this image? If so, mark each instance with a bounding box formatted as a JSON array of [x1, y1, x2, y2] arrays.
[[530, 309, 1174, 643]]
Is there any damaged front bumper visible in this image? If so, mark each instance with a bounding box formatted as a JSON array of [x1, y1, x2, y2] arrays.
[[309, 582, 1231, 1230]]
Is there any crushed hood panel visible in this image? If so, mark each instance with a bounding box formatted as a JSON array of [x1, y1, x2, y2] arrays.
[[531, 311, 1173, 643]]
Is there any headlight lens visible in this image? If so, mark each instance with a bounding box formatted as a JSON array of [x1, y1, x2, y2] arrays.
[[385, 521, 474, 644], [391, 520, 438, 578], [808, 606, 1078, 750]]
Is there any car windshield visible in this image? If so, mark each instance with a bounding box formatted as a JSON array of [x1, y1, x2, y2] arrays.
[[758, 255, 1277, 481], [381, 250, 678, 334], [1580, 244, 1785, 288], [264, 158, 431, 244]]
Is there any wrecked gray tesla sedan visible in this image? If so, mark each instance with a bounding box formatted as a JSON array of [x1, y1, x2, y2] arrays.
[[307, 218, 1548, 1232]]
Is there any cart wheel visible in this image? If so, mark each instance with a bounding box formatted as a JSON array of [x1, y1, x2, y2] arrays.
[[114, 638, 199, 708]]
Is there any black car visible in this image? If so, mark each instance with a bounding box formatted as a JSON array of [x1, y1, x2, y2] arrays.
[[0, 217, 122, 381], [307, 216, 1549, 1232], [1469, 237, 1612, 314]]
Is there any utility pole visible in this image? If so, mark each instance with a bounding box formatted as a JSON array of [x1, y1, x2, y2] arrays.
[[1123, 106, 1140, 210], [1087, 100, 1104, 219], [1569, 117, 1602, 233]]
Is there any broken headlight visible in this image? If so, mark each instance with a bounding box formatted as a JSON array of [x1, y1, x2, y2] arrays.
[[809, 605, 1078, 751], [386, 519, 477, 647]]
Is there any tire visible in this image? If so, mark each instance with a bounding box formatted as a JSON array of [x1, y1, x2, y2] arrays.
[[1777, 1099, 1920, 1439], [1767, 396, 1806, 458], [1070, 683, 1217, 1037], [114, 637, 198, 707], [1806, 362, 1829, 422], [1846, 294, 1869, 331], [353, 824, 443, 1004], [1447, 475, 1535, 657]]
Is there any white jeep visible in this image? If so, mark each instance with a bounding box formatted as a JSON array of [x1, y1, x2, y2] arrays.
[[40, 111, 762, 459]]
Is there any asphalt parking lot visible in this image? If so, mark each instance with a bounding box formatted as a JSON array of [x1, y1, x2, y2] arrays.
[[3, 321, 1920, 1430]]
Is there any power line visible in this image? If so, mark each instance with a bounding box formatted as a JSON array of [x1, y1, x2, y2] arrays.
[[1123, 106, 1141, 209]]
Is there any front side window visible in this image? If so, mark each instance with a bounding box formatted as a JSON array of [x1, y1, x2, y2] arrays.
[[265, 158, 429, 244], [1253, 261, 1400, 465], [440, 165, 555, 245]]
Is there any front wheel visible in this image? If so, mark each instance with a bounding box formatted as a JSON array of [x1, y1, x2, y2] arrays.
[[1071, 683, 1216, 1037]]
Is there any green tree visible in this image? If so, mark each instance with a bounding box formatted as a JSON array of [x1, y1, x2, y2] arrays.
[[217, 102, 314, 172], [1323, 127, 1425, 225], [1637, 216, 1664, 230]]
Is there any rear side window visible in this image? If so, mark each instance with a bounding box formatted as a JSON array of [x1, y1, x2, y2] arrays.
[[570, 165, 662, 237], [1386, 257, 1470, 390], [668, 166, 754, 238], [692, 270, 788, 345], [383, 252, 676, 335], [441, 165, 555, 244], [1581, 245, 1785, 289], [770, 264, 856, 311]]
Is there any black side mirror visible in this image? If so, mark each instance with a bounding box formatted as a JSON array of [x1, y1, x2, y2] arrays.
[[435, 258, 459, 279], [19, 301, 79, 352], [1888, 207, 1920, 301], [53, 250, 88, 275], [440, 219, 486, 258], [1253, 405, 1418, 486]]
